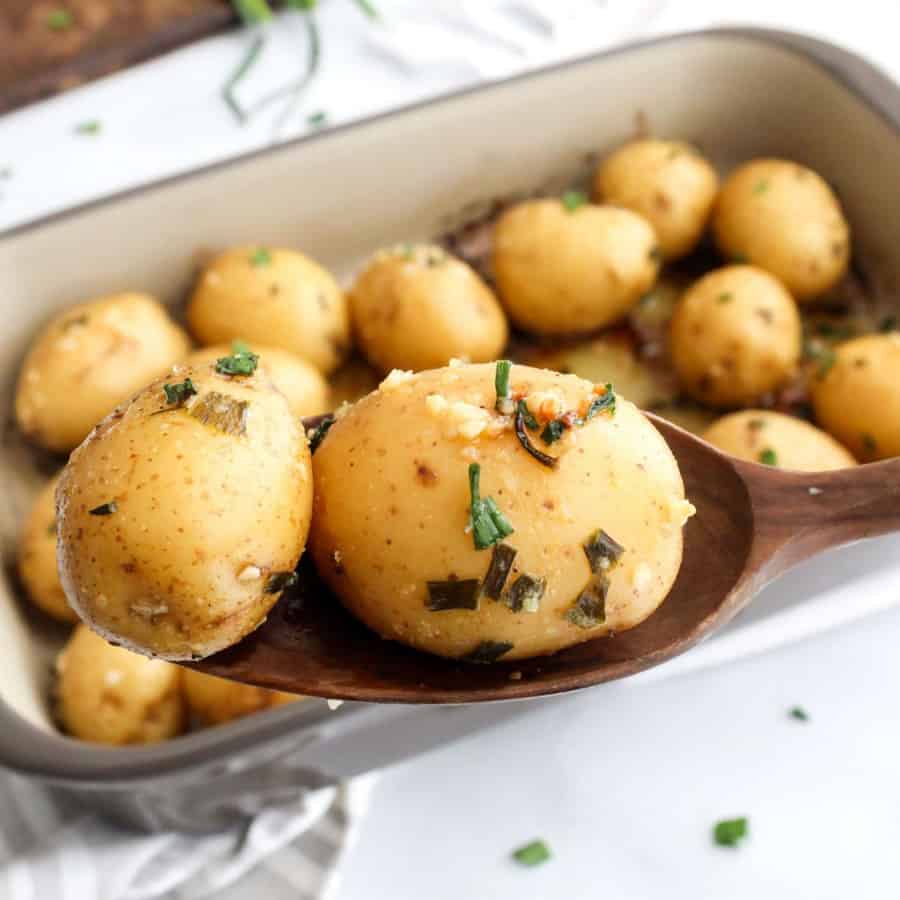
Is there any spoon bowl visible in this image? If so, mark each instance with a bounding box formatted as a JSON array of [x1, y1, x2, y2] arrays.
[[191, 415, 900, 703]]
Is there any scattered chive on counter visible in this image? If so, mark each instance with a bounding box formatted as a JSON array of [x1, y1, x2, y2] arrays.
[[713, 817, 749, 847], [307, 111, 328, 129], [511, 839, 552, 867], [789, 706, 810, 722], [468, 463, 514, 551], [74, 120, 102, 136]]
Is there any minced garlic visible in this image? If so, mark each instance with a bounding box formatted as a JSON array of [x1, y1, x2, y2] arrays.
[[380, 369, 415, 391]]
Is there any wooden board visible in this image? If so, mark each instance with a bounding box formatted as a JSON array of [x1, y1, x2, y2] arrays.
[[0, 1, 239, 114]]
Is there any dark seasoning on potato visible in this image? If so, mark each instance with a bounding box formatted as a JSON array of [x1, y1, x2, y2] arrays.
[[10, 137, 896, 747]]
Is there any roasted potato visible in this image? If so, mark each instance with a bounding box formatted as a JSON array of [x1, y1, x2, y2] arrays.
[[183, 669, 300, 726]]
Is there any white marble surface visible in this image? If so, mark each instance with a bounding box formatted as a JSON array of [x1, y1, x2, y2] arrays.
[[2, 2, 899, 898]]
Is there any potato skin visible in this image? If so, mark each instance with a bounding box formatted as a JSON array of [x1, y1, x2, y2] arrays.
[[669, 265, 802, 407], [593, 139, 719, 260], [492, 199, 660, 335], [15, 293, 191, 453], [349, 245, 508, 374], [703, 410, 856, 471], [17, 475, 78, 624], [712, 159, 850, 301], [187, 247, 349, 374], [810, 333, 900, 460], [310, 364, 692, 661], [183, 669, 300, 727], [57, 625, 185, 744], [56, 360, 313, 660], [185, 344, 330, 418]]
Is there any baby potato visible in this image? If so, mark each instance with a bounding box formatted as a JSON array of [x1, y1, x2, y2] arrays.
[[492, 198, 660, 335], [593, 139, 719, 260], [57, 625, 185, 744], [187, 247, 350, 374], [712, 159, 850, 300], [184, 344, 330, 418], [310, 363, 694, 662], [56, 352, 313, 660], [17, 474, 78, 624], [669, 265, 802, 407], [810, 333, 900, 460], [703, 410, 856, 471], [15, 292, 191, 453], [328, 356, 382, 408], [349, 244, 508, 374], [183, 670, 300, 726]]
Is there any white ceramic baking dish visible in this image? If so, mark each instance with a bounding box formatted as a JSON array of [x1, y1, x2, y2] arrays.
[[0, 27, 897, 831]]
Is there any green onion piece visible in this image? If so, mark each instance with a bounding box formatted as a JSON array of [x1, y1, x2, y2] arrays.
[[231, 0, 274, 24], [758, 448, 778, 466], [583, 529, 624, 573], [789, 706, 809, 722], [189, 392, 249, 435], [308, 415, 336, 453], [753, 179, 769, 195], [74, 120, 101, 136], [540, 419, 566, 444], [561, 190, 587, 212], [351, 0, 380, 19], [713, 817, 749, 848], [249, 247, 272, 267], [216, 348, 259, 376], [231, 340, 252, 355], [460, 640, 514, 664], [222, 33, 266, 123], [163, 379, 197, 406], [566, 577, 608, 629], [426, 578, 480, 612], [585, 384, 616, 420], [506, 573, 546, 613], [481, 543, 517, 600], [514, 406, 558, 469], [89, 502, 117, 516], [512, 839, 552, 867], [47, 9, 74, 30], [516, 399, 539, 431], [468, 463, 514, 551], [307, 110, 328, 129], [494, 359, 514, 415], [265, 571, 299, 594]]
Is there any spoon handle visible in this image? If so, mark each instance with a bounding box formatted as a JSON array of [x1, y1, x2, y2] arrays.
[[740, 457, 900, 580]]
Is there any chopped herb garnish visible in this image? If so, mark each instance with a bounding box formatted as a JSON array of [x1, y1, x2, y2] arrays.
[[540, 419, 566, 444], [307, 110, 328, 129], [506, 573, 546, 613], [265, 570, 298, 594], [561, 190, 587, 212], [460, 640, 514, 664], [540, 385, 616, 445], [565, 578, 608, 629], [511, 839, 551, 867], [89, 502, 117, 516], [753, 179, 769, 195], [717, 292, 733, 304], [879, 315, 897, 333], [468, 463, 514, 551], [789, 706, 809, 722], [231, 0, 274, 23], [231, 339, 252, 355], [862, 433, 878, 456], [583, 529, 624, 573], [481, 542, 517, 600], [74, 120, 102, 136], [514, 406, 558, 468], [47, 8, 74, 30], [215, 348, 259, 376], [308, 414, 336, 453], [249, 247, 272, 267], [163, 379, 197, 406], [758, 448, 778, 466], [189, 392, 249, 435], [221, 32, 266, 123], [426, 578, 480, 611], [585, 384, 616, 420], [713, 817, 748, 848], [351, 0, 380, 19], [516, 399, 539, 431], [494, 360, 515, 415]]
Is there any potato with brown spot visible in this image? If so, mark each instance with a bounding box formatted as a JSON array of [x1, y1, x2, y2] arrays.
[[187, 247, 350, 374], [593, 139, 719, 260], [57, 625, 185, 745], [669, 265, 802, 407], [182, 670, 301, 726], [55, 355, 313, 660], [703, 410, 856, 471], [349, 244, 508, 373], [15, 292, 191, 453]]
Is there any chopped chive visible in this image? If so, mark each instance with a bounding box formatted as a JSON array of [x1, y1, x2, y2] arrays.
[[540, 419, 566, 444], [426, 578, 480, 611], [717, 292, 734, 304], [481, 543, 517, 600], [758, 448, 778, 466], [265, 571, 298, 594], [222, 33, 266, 124], [249, 247, 272, 267], [307, 110, 328, 129], [308, 414, 336, 453], [514, 406, 558, 469], [713, 817, 748, 848], [351, 0, 380, 19], [512, 839, 551, 867], [583, 529, 625, 573], [189, 392, 249, 435], [215, 348, 259, 376], [47, 8, 74, 30], [753, 179, 769, 195], [460, 640, 514, 664], [231, 0, 274, 24], [516, 399, 539, 431], [89, 502, 117, 516], [585, 384, 616, 420], [561, 190, 587, 212], [505, 573, 546, 613], [565, 577, 608, 629], [789, 706, 809, 722], [231, 339, 252, 355], [163, 379, 197, 406], [494, 359, 515, 415], [74, 120, 101, 136], [468, 463, 514, 551]]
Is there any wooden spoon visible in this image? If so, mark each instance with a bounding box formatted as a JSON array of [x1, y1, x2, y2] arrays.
[[190, 415, 900, 703]]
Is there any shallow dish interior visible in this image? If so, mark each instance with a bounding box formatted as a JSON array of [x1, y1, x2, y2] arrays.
[[1, 31, 898, 741]]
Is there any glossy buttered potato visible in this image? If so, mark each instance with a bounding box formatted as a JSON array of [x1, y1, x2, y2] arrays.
[[185, 344, 330, 418], [310, 363, 694, 662], [15, 292, 191, 453], [670, 265, 802, 407], [593, 139, 719, 260], [57, 625, 185, 745], [713, 159, 850, 301], [17, 474, 78, 624], [187, 247, 350, 374], [810, 333, 900, 460], [56, 354, 313, 660], [492, 199, 660, 335], [349, 244, 508, 374], [703, 410, 857, 471], [183, 670, 300, 726]]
